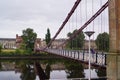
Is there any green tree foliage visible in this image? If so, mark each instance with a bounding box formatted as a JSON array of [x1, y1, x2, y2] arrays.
[[22, 28, 37, 52], [0, 44, 2, 53], [65, 61, 85, 78], [45, 64, 51, 79], [19, 62, 36, 80], [0, 62, 1, 70], [45, 28, 51, 45], [95, 32, 109, 52], [96, 68, 106, 77], [66, 29, 85, 49]]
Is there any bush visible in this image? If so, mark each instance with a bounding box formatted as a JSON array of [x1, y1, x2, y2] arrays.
[[0, 44, 2, 53], [15, 49, 21, 54]]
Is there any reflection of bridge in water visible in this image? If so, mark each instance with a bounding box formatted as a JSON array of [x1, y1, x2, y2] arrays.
[[34, 0, 109, 70], [35, 0, 120, 79], [0, 61, 65, 71]]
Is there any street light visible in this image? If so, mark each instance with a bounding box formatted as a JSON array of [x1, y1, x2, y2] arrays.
[[84, 31, 95, 80]]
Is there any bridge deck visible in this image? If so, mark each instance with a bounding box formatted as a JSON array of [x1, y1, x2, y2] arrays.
[[42, 49, 107, 69]]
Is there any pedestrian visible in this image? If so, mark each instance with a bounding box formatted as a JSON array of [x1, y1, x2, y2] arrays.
[[90, 48, 95, 62]]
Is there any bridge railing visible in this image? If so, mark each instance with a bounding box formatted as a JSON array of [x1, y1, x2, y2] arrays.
[[45, 48, 107, 68]]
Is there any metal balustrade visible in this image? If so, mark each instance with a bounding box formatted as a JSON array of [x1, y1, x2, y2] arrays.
[[45, 48, 107, 68]]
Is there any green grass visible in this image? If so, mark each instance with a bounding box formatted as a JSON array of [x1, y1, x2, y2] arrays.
[[2, 49, 15, 53]]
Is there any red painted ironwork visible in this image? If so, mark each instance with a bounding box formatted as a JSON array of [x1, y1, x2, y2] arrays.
[[44, 0, 81, 49], [56, 1, 108, 48]]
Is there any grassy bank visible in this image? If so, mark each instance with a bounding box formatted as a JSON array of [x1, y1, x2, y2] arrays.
[[0, 49, 45, 56]]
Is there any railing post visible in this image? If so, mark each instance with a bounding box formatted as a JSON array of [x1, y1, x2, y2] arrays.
[[65, 50, 66, 56], [59, 49, 62, 55], [95, 52, 98, 63], [71, 50, 72, 57], [63, 50, 65, 56], [78, 51, 79, 59], [67, 50, 69, 57], [61, 50, 64, 55], [74, 51, 75, 58], [105, 53, 107, 65], [83, 51, 84, 61], [102, 52, 103, 65]]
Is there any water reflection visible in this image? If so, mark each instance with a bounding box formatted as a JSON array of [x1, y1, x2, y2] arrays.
[[45, 64, 51, 79], [0, 59, 106, 80], [96, 68, 106, 77], [0, 61, 2, 70], [18, 61, 36, 80], [34, 62, 48, 80], [64, 61, 85, 78]]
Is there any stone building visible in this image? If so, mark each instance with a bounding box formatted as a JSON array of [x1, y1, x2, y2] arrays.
[[40, 40, 46, 48], [34, 38, 41, 49], [84, 40, 97, 50], [51, 39, 66, 49], [16, 34, 41, 49], [16, 34, 23, 48], [0, 38, 16, 49]]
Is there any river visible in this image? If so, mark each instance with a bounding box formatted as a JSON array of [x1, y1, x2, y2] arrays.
[[0, 58, 106, 80]]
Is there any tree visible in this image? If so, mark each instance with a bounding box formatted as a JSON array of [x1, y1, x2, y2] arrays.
[[95, 32, 109, 52], [96, 68, 106, 77], [0, 44, 2, 53], [45, 28, 51, 45], [65, 61, 85, 78], [66, 29, 85, 49], [22, 28, 37, 52]]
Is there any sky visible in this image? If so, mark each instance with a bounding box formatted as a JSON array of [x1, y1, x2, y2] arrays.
[[0, 0, 108, 39]]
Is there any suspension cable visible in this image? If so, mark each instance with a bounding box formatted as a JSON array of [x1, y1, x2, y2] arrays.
[[56, 1, 108, 48], [44, 0, 81, 49]]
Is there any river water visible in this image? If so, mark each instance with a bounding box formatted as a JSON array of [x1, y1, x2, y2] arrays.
[[0, 59, 106, 80]]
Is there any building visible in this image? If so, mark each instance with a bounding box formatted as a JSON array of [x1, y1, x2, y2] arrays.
[[16, 34, 23, 48], [51, 39, 66, 49], [16, 34, 41, 49], [34, 38, 41, 49], [40, 40, 46, 48], [84, 40, 97, 50], [0, 38, 16, 49]]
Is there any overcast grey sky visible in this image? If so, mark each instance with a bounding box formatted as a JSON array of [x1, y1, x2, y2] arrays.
[[0, 0, 108, 39]]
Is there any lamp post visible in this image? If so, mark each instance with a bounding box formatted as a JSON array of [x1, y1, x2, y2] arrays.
[[84, 31, 95, 80]]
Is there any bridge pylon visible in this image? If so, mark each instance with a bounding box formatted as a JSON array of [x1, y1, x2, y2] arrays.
[[108, 0, 120, 79]]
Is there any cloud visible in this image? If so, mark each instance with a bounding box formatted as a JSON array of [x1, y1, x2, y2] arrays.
[[0, 0, 108, 39]]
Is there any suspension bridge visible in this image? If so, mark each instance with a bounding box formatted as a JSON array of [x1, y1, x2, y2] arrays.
[[35, 0, 120, 79], [36, 0, 109, 68]]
